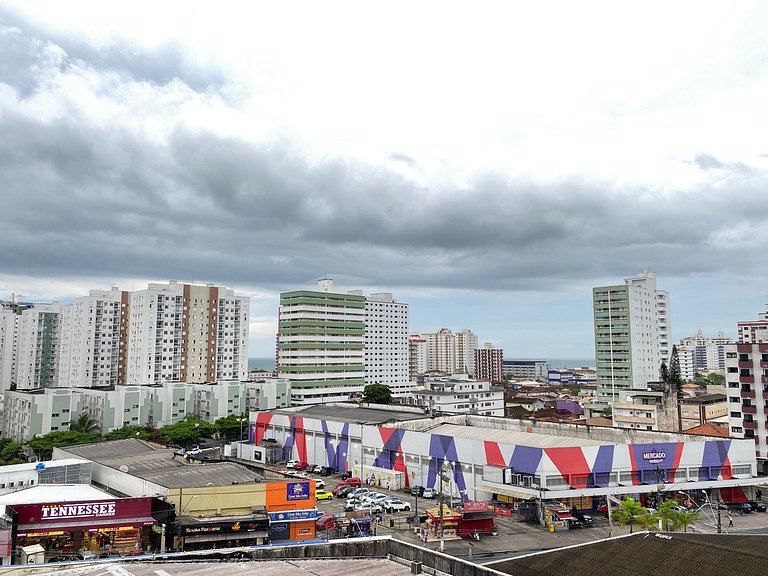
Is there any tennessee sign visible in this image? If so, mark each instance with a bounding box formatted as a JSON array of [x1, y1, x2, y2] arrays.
[[41, 502, 116, 519], [642, 451, 666, 465], [287, 481, 310, 501]]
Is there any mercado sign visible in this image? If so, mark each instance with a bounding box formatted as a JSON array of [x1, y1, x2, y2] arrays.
[[463, 501, 489, 513]]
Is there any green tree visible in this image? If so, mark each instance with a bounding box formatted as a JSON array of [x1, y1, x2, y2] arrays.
[[659, 360, 669, 383], [160, 417, 214, 448], [613, 498, 644, 533], [657, 500, 699, 532], [601, 406, 613, 417], [104, 424, 161, 442], [0, 438, 25, 465], [69, 412, 100, 435], [668, 345, 683, 393], [26, 431, 100, 461], [362, 383, 393, 405], [214, 414, 249, 441]]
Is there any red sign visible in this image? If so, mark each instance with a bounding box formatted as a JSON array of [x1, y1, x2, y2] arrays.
[[463, 501, 489, 513], [12, 497, 153, 526]]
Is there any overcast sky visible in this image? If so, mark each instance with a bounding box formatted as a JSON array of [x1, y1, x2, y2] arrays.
[[2, 2, 768, 360]]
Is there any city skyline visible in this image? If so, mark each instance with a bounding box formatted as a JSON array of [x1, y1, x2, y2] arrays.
[[2, 3, 768, 358]]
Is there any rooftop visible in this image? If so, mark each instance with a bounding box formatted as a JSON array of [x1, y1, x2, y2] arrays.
[[429, 423, 608, 448], [487, 532, 768, 576], [56, 439, 263, 489], [0, 484, 110, 504], [273, 403, 428, 425]]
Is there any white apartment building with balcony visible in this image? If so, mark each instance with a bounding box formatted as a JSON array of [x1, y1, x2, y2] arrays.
[[277, 279, 366, 405], [593, 271, 671, 403], [57, 288, 129, 388], [410, 374, 504, 417], [422, 328, 479, 375], [125, 281, 249, 385], [408, 333, 428, 378], [14, 304, 63, 390], [356, 291, 411, 398], [0, 308, 17, 391]]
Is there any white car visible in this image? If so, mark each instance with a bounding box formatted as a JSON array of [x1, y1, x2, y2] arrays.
[[286, 460, 299, 469], [354, 502, 383, 514], [313, 479, 326, 489], [347, 488, 370, 499], [363, 493, 389, 505], [385, 499, 412, 513]]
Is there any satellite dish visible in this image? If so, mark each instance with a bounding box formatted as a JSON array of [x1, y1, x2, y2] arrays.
[[119, 465, 129, 473]]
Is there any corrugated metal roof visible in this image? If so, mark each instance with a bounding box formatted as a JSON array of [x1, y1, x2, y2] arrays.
[[488, 532, 768, 576], [273, 404, 428, 425], [0, 484, 110, 504]]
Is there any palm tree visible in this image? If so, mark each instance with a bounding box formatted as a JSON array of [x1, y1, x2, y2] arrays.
[[658, 501, 699, 532], [69, 412, 100, 435], [613, 498, 644, 533]]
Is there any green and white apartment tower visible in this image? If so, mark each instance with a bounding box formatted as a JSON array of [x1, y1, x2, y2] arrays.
[[593, 271, 671, 404], [278, 279, 366, 405]]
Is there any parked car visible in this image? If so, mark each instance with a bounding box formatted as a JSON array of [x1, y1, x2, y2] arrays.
[[293, 461, 309, 470], [411, 485, 424, 497], [347, 487, 370, 499], [719, 501, 752, 513], [316, 513, 338, 530], [312, 478, 326, 489], [312, 465, 324, 474], [746, 501, 767, 512], [354, 502, 383, 514], [385, 498, 412, 513], [571, 510, 594, 527], [315, 489, 333, 501], [343, 499, 358, 511], [319, 466, 334, 476], [286, 459, 299, 469], [332, 485, 355, 496], [421, 487, 436, 499], [337, 477, 362, 488], [362, 493, 388, 505]]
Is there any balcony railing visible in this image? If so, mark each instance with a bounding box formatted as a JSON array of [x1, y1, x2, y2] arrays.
[[743, 421, 758, 430], [742, 376, 755, 384], [741, 390, 756, 399], [742, 405, 757, 414]]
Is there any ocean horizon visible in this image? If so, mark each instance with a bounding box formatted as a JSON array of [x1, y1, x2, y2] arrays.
[[248, 356, 595, 373]]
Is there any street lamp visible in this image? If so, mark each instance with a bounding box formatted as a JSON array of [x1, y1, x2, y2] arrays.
[[237, 416, 247, 442]]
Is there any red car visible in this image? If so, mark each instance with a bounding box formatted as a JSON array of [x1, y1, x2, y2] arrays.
[[336, 477, 361, 488], [293, 461, 309, 470], [316, 514, 338, 530]]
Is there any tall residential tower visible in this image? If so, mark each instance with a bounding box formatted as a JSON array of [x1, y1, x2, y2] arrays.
[[593, 271, 671, 403]]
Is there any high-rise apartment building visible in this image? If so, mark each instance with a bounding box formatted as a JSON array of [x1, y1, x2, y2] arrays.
[[456, 329, 479, 375], [408, 333, 428, 378], [0, 307, 17, 391], [277, 279, 366, 405], [422, 328, 478, 374], [726, 304, 768, 458], [14, 304, 63, 390], [357, 291, 410, 397], [58, 288, 129, 388], [125, 281, 249, 385], [474, 342, 503, 383], [679, 330, 733, 375], [593, 271, 671, 403]]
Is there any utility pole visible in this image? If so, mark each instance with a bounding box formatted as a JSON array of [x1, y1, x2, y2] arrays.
[[439, 462, 445, 552]]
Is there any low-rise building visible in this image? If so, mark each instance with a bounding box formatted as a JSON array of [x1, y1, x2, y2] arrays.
[[410, 374, 504, 417], [679, 393, 728, 430], [502, 360, 548, 382], [612, 384, 678, 432]]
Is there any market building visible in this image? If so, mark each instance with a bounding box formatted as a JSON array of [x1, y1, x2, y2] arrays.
[[245, 404, 762, 520]]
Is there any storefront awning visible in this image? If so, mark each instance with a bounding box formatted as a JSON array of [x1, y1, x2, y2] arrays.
[[474, 484, 536, 501], [18, 517, 155, 536]]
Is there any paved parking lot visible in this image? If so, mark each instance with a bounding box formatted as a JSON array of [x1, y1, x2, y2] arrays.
[[309, 473, 768, 559]]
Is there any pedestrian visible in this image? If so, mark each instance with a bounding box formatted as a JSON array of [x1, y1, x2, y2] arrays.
[[728, 512, 733, 528], [757, 489, 763, 501]]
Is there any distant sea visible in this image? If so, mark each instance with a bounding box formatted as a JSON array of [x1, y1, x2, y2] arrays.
[[248, 356, 595, 373]]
